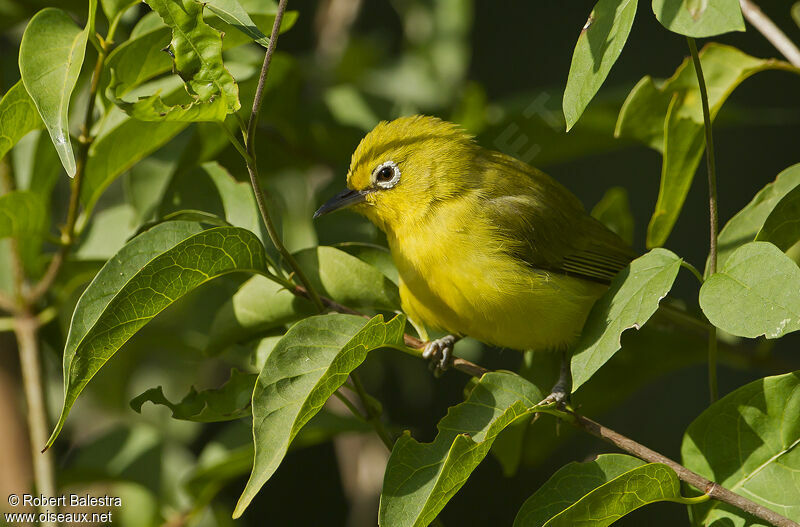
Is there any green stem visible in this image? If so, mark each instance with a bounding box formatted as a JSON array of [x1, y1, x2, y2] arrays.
[[332, 390, 366, 421], [680, 261, 704, 284], [350, 372, 394, 450], [241, 0, 324, 310], [687, 37, 719, 404]]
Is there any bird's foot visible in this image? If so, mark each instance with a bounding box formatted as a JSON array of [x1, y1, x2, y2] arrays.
[[537, 351, 572, 410], [422, 335, 457, 377]]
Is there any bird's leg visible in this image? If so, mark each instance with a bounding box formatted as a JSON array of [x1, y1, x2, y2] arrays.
[[538, 350, 572, 408], [422, 335, 459, 377]]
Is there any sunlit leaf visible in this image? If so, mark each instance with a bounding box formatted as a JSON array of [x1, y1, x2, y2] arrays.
[[514, 454, 704, 526], [682, 371, 800, 525], [652, 0, 744, 37], [131, 369, 256, 422], [563, 0, 638, 131], [234, 313, 406, 518], [616, 44, 800, 247], [204, 0, 269, 48], [19, 1, 97, 176], [571, 249, 682, 390], [46, 222, 267, 449], [379, 372, 542, 527], [700, 242, 800, 338], [0, 80, 43, 160]]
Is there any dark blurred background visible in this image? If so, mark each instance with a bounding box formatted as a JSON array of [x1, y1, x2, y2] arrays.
[[1, 1, 799, 525]]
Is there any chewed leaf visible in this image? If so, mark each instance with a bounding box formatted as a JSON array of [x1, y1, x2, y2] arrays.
[[234, 314, 406, 518], [571, 249, 682, 390], [19, 3, 96, 176], [46, 222, 267, 449], [682, 371, 800, 525], [699, 242, 800, 338], [131, 369, 256, 422], [379, 372, 542, 527], [514, 454, 705, 526]]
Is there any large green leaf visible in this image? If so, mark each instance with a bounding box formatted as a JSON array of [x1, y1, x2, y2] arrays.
[[682, 371, 800, 525], [699, 242, 800, 338], [716, 163, 800, 271], [514, 454, 704, 526], [0, 191, 47, 239], [100, 0, 137, 21], [0, 80, 43, 160], [204, 0, 269, 48], [18, 1, 96, 177], [206, 245, 401, 352], [234, 313, 406, 518], [652, 0, 744, 37], [131, 369, 256, 422], [563, 0, 638, 131], [379, 372, 542, 527], [754, 184, 800, 252], [571, 249, 682, 390], [615, 44, 800, 247], [46, 222, 267, 449]]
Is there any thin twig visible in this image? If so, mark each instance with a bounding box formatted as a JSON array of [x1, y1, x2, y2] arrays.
[[687, 37, 719, 403], [569, 412, 799, 527], [740, 0, 800, 67], [242, 0, 325, 311], [14, 311, 57, 527]]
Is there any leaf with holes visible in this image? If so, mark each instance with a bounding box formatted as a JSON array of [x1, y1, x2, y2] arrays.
[[682, 371, 800, 525], [234, 313, 406, 518], [45, 222, 266, 449]]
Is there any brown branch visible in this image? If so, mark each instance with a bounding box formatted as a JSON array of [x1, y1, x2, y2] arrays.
[[740, 0, 800, 67], [570, 412, 799, 527]]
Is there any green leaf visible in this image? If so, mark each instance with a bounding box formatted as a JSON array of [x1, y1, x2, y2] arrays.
[[204, 0, 269, 48], [19, 1, 96, 177], [0, 191, 47, 239], [46, 222, 267, 449], [699, 242, 800, 338], [131, 369, 256, 422], [590, 186, 635, 245], [563, 0, 638, 131], [652, 0, 744, 37], [234, 313, 406, 518], [793, 2, 800, 29], [379, 372, 542, 527], [754, 184, 800, 253], [100, 0, 137, 22], [716, 163, 800, 270], [514, 454, 704, 526], [206, 245, 400, 352], [0, 80, 43, 160], [615, 44, 800, 248], [682, 371, 800, 525], [571, 249, 682, 390]]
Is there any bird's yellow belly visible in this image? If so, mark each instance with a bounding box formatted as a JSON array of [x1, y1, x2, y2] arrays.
[[390, 235, 606, 351]]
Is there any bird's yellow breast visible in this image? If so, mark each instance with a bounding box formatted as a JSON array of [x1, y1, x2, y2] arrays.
[[386, 197, 605, 352]]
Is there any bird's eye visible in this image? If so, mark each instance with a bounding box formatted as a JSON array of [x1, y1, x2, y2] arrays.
[[372, 161, 401, 189]]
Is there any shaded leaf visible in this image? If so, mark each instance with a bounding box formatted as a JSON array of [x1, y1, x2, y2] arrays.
[[204, 0, 269, 48], [590, 186, 635, 245], [0, 191, 47, 239], [754, 184, 800, 253], [682, 371, 800, 525], [652, 0, 744, 37], [615, 44, 800, 247], [131, 369, 256, 422], [234, 313, 406, 517], [379, 372, 542, 527], [0, 80, 43, 160], [794, 2, 800, 29], [563, 0, 638, 131], [514, 454, 703, 526], [571, 249, 682, 390], [46, 222, 267, 448], [715, 163, 800, 270], [699, 242, 800, 338], [19, 2, 96, 176]]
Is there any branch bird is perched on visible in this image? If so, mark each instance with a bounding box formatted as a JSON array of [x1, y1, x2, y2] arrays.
[[315, 115, 635, 391]]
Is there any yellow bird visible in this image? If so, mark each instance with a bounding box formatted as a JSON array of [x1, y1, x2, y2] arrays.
[[315, 115, 634, 388]]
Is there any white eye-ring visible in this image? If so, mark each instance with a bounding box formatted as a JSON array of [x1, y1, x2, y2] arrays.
[[372, 160, 401, 189]]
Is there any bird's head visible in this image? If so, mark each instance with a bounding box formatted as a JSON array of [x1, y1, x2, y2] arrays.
[[314, 115, 478, 232]]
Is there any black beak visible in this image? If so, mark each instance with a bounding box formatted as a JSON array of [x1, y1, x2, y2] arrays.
[[313, 188, 368, 218]]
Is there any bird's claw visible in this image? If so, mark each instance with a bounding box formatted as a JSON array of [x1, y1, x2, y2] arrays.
[[537, 377, 571, 409], [422, 335, 457, 377]]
